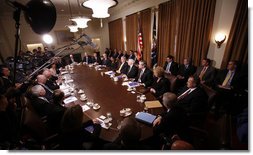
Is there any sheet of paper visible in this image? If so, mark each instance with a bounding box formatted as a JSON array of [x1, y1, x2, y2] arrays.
[[63, 96, 78, 104], [81, 104, 90, 112]]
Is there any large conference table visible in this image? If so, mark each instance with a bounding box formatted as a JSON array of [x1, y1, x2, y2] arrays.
[[62, 64, 164, 142]]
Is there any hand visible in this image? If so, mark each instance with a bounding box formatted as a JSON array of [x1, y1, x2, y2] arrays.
[[150, 88, 156, 94], [153, 116, 162, 127], [92, 118, 100, 124], [15, 83, 22, 88]]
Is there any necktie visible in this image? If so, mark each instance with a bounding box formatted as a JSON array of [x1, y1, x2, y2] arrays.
[[222, 71, 233, 87], [138, 69, 144, 82], [127, 66, 132, 74], [177, 89, 191, 100], [199, 67, 207, 80], [118, 63, 124, 72]]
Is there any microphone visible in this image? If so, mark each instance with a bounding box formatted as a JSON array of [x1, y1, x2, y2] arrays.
[[80, 33, 97, 48], [7, 0, 27, 10]]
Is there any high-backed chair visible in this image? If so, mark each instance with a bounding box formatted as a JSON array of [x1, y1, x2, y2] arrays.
[[200, 84, 217, 109], [164, 73, 178, 93]]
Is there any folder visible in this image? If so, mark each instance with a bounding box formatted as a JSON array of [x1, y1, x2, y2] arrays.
[[135, 112, 157, 126], [144, 100, 163, 109]]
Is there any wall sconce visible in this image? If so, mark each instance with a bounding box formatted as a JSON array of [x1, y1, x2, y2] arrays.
[[215, 33, 226, 48]]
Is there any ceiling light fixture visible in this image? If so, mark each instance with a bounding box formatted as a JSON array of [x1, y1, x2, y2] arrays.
[[82, 0, 118, 18], [66, 0, 78, 32], [71, 0, 91, 29]]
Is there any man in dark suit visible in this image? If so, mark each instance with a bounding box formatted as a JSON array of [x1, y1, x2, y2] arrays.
[[82, 52, 92, 64], [101, 53, 112, 67], [177, 58, 196, 88], [112, 49, 119, 59], [134, 60, 153, 87], [153, 92, 190, 142], [177, 76, 208, 115], [116, 50, 123, 61], [194, 58, 216, 87], [91, 52, 102, 65], [43, 69, 59, 91], [125, 59, 138, 79], [36, 74, 54, 101], [116, 56, 128, 75], [163, 55, 178, 76], [214, 60, 246, 114], [128, 50, 135, 60]]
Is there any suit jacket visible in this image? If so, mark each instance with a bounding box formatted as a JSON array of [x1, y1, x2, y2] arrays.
[[126, 65, 138, 78], [0, 76, 13, 94], [129, 54, 135, 60], [38, 83, 54, 101], [30, 97, 54, 117], [109, 61, 118, 71], [151, 77, 170, 97], [214, 69, 241, 90], [135, 68, 153, 87], [154, 106, 190, 141], [118, 62, 128, 74], [163, 61, 179, 76], [116, 53, 123, 60], [113, 52, 119, 59], [91, 56, 102, 65], [102, 59, 112, 67], [194, 66, 216, 86], [82, 56, 92, 64], [45, 79, 59, 91], [177, 86, 208, 114], [177, 64, 196, 79]]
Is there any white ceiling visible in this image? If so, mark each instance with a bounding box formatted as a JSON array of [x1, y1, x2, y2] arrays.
[[0, 0, 128, 17]]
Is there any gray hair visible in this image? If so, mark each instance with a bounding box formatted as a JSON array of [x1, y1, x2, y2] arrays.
[[162, 92, 177, 109], [37, 74, 47, 84], [31, 85, 44, 97]]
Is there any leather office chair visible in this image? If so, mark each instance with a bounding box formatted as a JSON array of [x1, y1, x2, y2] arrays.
[[200, 84, 217, 109], [164, 73, 178, 93]]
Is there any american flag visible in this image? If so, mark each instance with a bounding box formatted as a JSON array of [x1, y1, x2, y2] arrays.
[[137, 15, 143, 61]]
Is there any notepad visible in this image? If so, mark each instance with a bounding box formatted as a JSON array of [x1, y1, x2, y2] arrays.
[[135, 112, 157, 126], [127, 82, 140, 88], [144, 100, 163, 109], [63, 96, 77, 104]]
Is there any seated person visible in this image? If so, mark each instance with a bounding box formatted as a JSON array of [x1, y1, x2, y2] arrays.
[[213, 60, 243, 114], [43, 69, 59, 91], [69, 54, 77, 65], [82, 52, 92, 64], [163, 55, 178, 76], [153, 92, 190, 143], [91, 52, 102, 65], [101, 53, 111, 67], [177, 58, 196, 88], [134, 60, 153, 87], [116, 56, 128, 74], [194, 58, 216, 87], [150, 66, 170, 98], [177, 76, 208, 116], [103, 117, 145, 150], [60, 104, 101, 150], [109, 57, 118, 71], [36, 74, 53, 101], [125, 59, 138, 79]]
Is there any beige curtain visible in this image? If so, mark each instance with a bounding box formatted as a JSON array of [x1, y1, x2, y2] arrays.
[[157, 0, 216, 66], [109, 18, 124, 51], [221, 0, 248, 69], [140, 8, 152, 67], [126, 13, 138, 51]]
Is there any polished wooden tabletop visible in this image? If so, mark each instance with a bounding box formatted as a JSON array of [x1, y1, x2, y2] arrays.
[[62, 64, 163, 142]]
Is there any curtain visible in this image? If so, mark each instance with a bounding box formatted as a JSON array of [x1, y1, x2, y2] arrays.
[[140, 8, 151, 67], [126, 13, 138, 51], [157, 0, 216, 67], [221, 0, 248, 69], [157, 0, 178, 66], [109, 18, 124, 51]]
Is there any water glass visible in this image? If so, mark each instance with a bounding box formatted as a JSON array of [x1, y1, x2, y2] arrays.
[[106, 112, 112, 121]]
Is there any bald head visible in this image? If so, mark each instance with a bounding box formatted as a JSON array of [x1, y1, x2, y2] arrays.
[[37, 74, 47, 84], [171, 140, 193, 150], [43, 69, 51, 79], [162, 92, 177, 109]]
